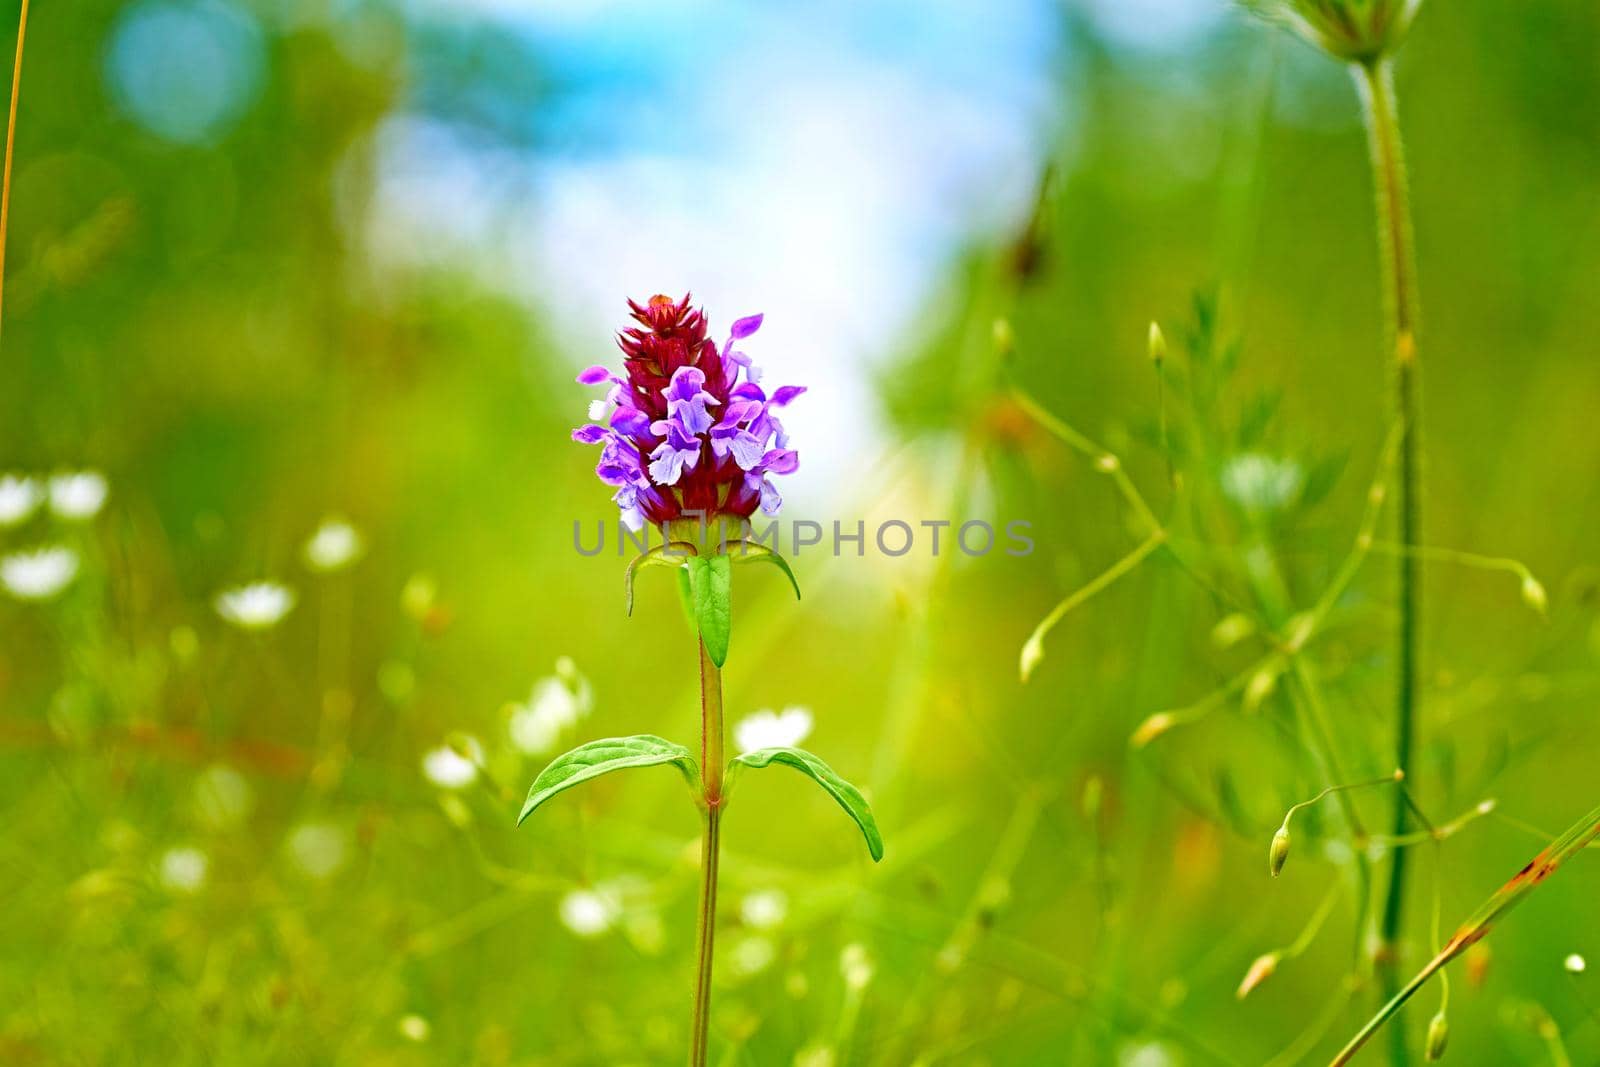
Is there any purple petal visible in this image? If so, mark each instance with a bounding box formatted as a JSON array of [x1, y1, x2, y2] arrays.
[[717, 399, 763, 426], [729, 313, 763, 340], [730, 382, 766, 402], [572, 424, 609, 444], [769, 385, 807, 407], [729, 432, 768, 471], [611, 408, 651, 436], [577, 365, 613, 385], [761, 448, 799, 475], [759, 478, 782, 515], [664, 365, 707, 402]]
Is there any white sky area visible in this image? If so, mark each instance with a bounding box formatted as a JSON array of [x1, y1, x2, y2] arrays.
[[356, 0, 1224, 510]]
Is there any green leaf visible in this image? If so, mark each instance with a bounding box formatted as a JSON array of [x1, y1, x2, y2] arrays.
[[729, 541, 802, 601], [730, 747, 884, 861], [675, 566, 695, 629], [517, 735, 698, 826], [685, 554, 733, 667], [624, 545, 684, 616]]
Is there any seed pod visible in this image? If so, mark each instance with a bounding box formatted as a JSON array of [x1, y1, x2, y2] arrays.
[[992, 317, 1015, 357], [1270, 825, 1291, 877], [1147, 322, 1167, 366], [1425, 1011, 1449, 1061], [1237, 952, 1280, 999], [1521, 574, 1549, 617]]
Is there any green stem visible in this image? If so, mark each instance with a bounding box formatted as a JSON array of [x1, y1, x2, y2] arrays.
[[1355, 54, 1421, 1064], [0, 0, 31, 343], [690, 637, 725, 1067]]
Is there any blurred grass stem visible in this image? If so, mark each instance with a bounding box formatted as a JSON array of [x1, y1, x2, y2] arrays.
[[0, 0, 29, 340], [1330, 801, 1600, 1065], [1355, 54, 1422, 1052]]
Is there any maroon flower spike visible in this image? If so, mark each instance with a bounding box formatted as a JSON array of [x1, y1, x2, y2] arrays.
[[573, 294, 804, 532]]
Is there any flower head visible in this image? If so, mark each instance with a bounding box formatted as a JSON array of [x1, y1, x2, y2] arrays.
[[1245, 0, 1422, 63], [734, 706, 813, 754], [1, 545, 80, 600], [215, 582, 296, 629], [422, 735, 483, 789], [508, 658, 594, 756], [0, 474, 42, 526], [573, 294, 804, 531], [48, 471, 108, 521], [303, 516, 364, 572]]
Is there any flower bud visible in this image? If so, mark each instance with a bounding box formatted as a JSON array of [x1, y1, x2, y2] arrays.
[[1237, 952, 1280, 999], [1425, 1011, 1449, 1061], [992, 317, 1015, 357], [1244, 665, 1280, 714], [1249, 0, 1422, 64], [1147, 322, 1167, 366], [1131, 712, 1176, 749], [1521, 574, 1549, 617], [1270, 825, 1291, 877]]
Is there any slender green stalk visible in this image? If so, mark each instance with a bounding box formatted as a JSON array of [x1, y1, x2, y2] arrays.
[[690, 636, 725, 1067], [0, 0, 31, 342], [1330, 801, 1600, 1065], [1354, 55, 1422, 1059]]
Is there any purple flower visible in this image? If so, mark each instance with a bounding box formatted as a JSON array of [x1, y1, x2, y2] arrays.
[[573, 295, 804, 528]]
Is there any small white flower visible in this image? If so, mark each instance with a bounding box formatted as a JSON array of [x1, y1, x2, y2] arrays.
[[0, 474, 42, 526], [303, 517, 365, 572], [1, 545, 80, 600], [48, 471, 108, 521], [794, 1045, 836, 1067], [159, 846, 209, 894], [1221, 453, 1304, 514], [730, 935, 776, 976], [1117, 1040, 1180, 1067], [740, 889, 788, 930], [840, 943, 874, 991], [735, 706, 813, 754], [193, 763, 254, 831], [1566, 953, 1587, 975], [422, 736, 483, 789], [508, 663, 593, 756], [215, 582, 296, 629], [559, 887, 621, 938], [397, 1014, 431, 1043], [287, 821, 350, 881]]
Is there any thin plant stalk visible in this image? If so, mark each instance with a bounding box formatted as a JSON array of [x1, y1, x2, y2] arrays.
[[1354, 53, 1423, 1043], [1330, 801, 1600, 1065], [0, 0, 31, 341], [690, 635, 726, 1067]]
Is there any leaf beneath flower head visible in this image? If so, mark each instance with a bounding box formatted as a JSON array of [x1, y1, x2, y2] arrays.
[[729, 541, 801, 601], [685, 554, 733, 667], [730, 747, 883, 861], [518, 735, 699, 825], [624, 545, 686, 617]]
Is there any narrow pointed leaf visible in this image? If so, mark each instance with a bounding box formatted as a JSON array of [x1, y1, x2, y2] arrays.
[[624, 545, 682, 616], [731, 746, 883, 861], [675, 566, 696, 629], [686, 554, 733, 666], [518, 735, 698, 825], [729, 542, 802, 600]]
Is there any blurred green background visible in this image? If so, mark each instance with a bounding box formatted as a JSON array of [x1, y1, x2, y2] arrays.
[[2, 1, 1599, 1064]]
